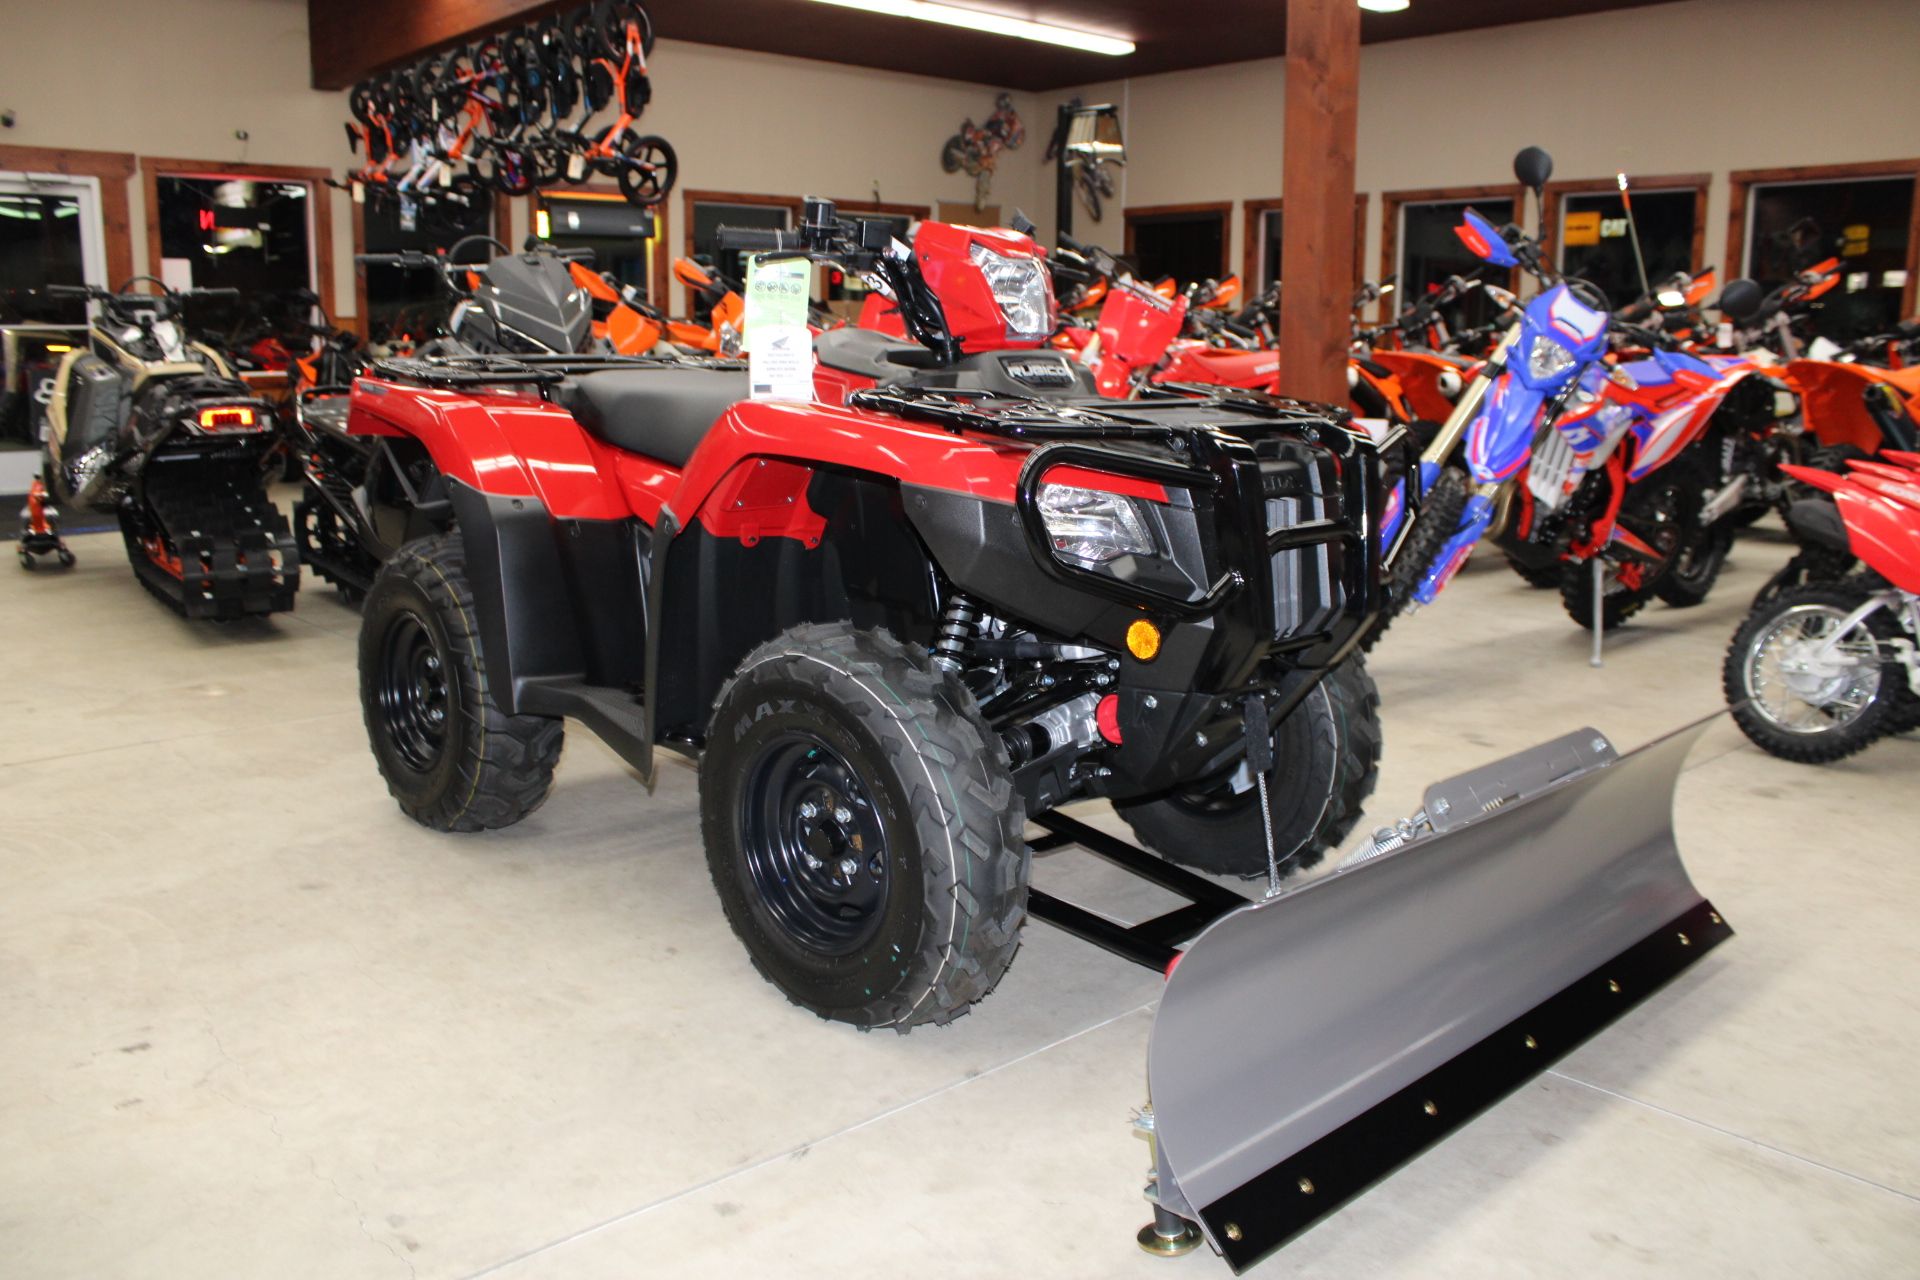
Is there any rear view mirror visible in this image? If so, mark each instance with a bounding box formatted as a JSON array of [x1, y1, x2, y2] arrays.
[[1513, 146, 1553, 195], [1717, 278, 1765, 323]]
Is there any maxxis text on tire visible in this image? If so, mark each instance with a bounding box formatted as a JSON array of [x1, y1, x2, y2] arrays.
[[700, 622, 1026, 1033], [359, 533, 563, 831], [1116, 656, 1382, 880]]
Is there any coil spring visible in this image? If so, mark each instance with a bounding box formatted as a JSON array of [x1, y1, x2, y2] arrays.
[[930, 593, 982, 672]]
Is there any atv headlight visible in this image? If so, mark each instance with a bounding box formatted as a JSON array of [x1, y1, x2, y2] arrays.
[[970, 243, 1053, 340], [1527, 334, 1578, 382], [1038, 483, 1154, 566]]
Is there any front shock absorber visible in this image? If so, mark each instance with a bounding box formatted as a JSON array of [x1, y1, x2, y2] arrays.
[[930, 592, 982, 672]]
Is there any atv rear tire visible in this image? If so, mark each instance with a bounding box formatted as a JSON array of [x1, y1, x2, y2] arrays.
[[1365, 465, 1469, 650], [359, 534, 563, 831], [1116, 656, 1382, 881], [701, 622, 1027, 1032], [1725, 578, 1919, 763]]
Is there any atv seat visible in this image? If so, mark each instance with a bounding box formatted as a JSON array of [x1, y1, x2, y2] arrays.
[[561, 366, 751, 468]]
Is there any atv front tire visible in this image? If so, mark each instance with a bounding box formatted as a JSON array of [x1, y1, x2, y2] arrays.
[[359, 534, 563, 831], [1117, 656, 1382, 881], [701, 623, 1026, 1032]]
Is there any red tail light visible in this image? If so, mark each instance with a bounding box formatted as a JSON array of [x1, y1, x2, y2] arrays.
[[197, 406, 258, 432]]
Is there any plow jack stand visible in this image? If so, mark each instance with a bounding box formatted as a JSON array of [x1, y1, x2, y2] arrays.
[[1143, 713, 1733, 1271]]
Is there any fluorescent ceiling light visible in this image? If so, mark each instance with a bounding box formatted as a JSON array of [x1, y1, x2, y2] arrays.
[[807, 0, 1135, 56], [1358, 0, 1410, 12]]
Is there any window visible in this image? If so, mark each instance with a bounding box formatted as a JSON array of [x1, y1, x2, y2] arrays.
[[153, 173, 318, 342], [360, 189, 492, 345], [1732, 167, 1917, 345], [1242, 196, 1370, 292], [1550, 180, 1705, 312], [1386, 189, 1518, 333], [1124, 203, 1231, 290], [538, 191, 657, 301], [682, 191, 801, 306], [0, 184, 93, 325]]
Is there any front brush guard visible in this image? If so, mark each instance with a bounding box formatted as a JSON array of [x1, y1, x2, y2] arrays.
[[1143, 712, 1732, 1271]]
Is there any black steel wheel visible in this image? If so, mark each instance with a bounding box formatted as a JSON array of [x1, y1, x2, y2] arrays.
[[701, 622, 1025, 1031], [359, 534, 562, 831], [739, 732, 892, 956], [1117, 656, 1382, 880], [375, 611, 450, 774]]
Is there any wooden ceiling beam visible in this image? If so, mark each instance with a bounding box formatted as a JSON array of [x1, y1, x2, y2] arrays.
[[310, 0, 561, 91]]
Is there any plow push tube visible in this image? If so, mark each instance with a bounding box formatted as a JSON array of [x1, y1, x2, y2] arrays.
[[1146, 714, 1732, 1271]]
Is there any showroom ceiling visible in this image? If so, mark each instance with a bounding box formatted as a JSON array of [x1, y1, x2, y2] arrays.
[[311, 0, 1689, 91]]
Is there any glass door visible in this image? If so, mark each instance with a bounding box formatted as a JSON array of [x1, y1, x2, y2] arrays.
[[0, 173, 107, 489]]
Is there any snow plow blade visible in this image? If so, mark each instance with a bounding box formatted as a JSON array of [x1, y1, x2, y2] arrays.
[[1146, 713, 1732, 1271]]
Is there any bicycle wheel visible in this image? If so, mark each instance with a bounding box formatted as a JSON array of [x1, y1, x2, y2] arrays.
[[615, 134, 677, 207], [592, 0, 655, 60], [489, 145, 537, 196]]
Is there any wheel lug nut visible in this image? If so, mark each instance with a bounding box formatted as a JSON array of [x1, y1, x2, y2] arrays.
[[838, 857, 859, 879], [834, 806, 852, 824], [799, 802, 818, 820], [804, 854, 823, 870]]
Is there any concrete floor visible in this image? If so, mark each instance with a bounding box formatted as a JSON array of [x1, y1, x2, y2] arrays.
[[2, 513, 1916, 1280]]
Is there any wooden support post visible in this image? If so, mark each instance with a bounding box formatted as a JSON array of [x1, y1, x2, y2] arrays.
[[1279, 0, 1360, 408]]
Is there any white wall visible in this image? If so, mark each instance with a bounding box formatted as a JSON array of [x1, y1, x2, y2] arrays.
[[1016, 0, 1920, 291], [4, 0, 1917, 318], [0, 0, 1039, 320]]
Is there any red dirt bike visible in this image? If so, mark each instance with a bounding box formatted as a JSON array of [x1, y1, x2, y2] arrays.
[[1725, 448, 1920, 761]]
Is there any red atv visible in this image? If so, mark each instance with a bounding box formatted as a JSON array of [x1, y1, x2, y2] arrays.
[[347, 200, 1389, 1030]]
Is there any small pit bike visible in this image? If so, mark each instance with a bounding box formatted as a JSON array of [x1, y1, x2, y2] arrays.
[[1725, 449, 1920, 761], [33, 279, 296, 618]]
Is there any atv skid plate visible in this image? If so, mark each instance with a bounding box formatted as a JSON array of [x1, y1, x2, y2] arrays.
[[122, 468, 300, 620], [1031, 714, 1731, 1272]]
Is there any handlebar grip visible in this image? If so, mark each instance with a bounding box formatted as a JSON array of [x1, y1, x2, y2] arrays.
[[1058, 232, 1091, 256], [43, 284, 95, 297], [714, 225, 802, 252], [189, 287, 241, 299]]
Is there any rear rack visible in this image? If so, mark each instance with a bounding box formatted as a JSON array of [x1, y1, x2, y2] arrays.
[[367, 352, 747, 393]]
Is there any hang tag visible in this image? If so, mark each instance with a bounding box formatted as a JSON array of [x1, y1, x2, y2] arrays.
[[351, 181, 366, 205], [439, 166, 453, 188], [566, 153, 586, 181], [1716, 322, 1733, 349], [744, 255, 814, 402]]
